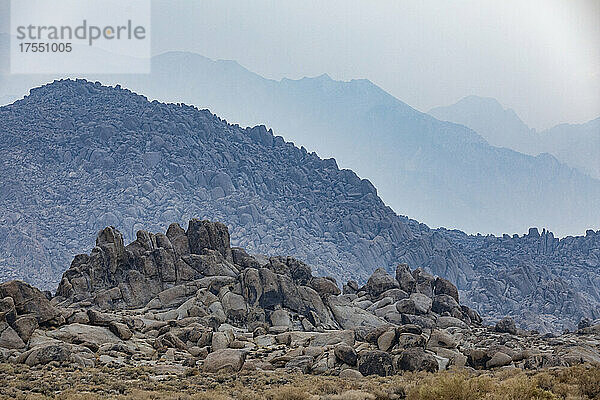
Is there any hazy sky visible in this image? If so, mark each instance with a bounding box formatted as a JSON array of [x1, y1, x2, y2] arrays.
[[1, 0, 598, 129]]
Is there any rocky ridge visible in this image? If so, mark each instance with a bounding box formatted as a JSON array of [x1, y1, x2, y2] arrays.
[[0, 79, 599, 332], [1, 220, 600, 379]]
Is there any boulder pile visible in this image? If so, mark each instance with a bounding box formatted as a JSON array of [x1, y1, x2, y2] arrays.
[[1, 219, 599, 376], [2, 79, 599, 333]]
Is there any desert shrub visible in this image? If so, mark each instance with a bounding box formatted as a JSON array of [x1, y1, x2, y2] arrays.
[[490, 374, 557, 400], [191, 393, 233, 400], [326, 390, 376, 400], [312, 380, 342, 395], [576, 366, 600, 399], [266, 385, 311, 400], [407, 372, 494, 400]]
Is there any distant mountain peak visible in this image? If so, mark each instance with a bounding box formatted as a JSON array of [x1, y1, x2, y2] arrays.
[[434, 95, 529, 126], [429, 95, 536, 151], [458, 95, 505, 108]]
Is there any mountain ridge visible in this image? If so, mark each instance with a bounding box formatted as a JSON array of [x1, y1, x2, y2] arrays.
[[1, 49, 598, 235], [430, 95, 600, 180], [1, 79, 600, 333]]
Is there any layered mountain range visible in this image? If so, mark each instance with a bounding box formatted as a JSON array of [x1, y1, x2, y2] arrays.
[[0, 79, 599, 332], [430, 96, 600, 180], [1, 41, 599, 236]]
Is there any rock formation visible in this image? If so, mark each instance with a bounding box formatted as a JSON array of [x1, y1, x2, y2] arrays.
[[2, 220, 600, 378], [0, 79, 599, 332]]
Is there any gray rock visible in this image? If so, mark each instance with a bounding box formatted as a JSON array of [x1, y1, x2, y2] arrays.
[[397, 333, 426, 349], [395, 263, 416, 293], [486, 351, 513, 368], [0, 322, 25, 349], [108, 321, 133, 340], [434, 277, 459, 302], [334, 344, 357, 366], [437, 316, 468, 329], [427, 329, 457, 349], [412, 269, 435, 298], [13, 315, 38, 343], [211, 331, 229, 351], [187, 219, 233, 262], [396, 348, 438, 372], [364, 268, 399, 298], [285, 355, 313, 373], [310, 277, 341, 297], [432, 294, 460, 314], [221, 292, 248, 323], [377, 329, 397, 352], [358, 350, 394, 377], [47, 323, 121, 347], [270, 309, 291, 328], [326, 296, 387, 330], [495, 317, 517, 335], [339, 368, 363, 379], [202, 349, 246, 373], [396, 299, 416, 314], [410, 293, 432, 315], [0, 281, 64, 326]]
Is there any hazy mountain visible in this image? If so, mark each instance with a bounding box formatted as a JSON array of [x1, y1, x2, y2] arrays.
[[1, 80, 600, 332], [429, 95, 539, 153], [430, 96, 600, 180], [537, 118, 600, 180], [1, 50, 599, 236], [97, 53, 600, 236]]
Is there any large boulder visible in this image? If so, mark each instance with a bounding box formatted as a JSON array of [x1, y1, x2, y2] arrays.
[[434, 277, 459, 302], [326, 296, 387, 330], [495, 317, 517, 335], [396, 348, 439, 372], [46, 323, 121, 347], [0, 281, 63, 326], [412, 268, 435, 297], [17, 342, 95, 368], [187, 219, 233, 262], [431, 294, 460, 314], [202, 349, 246, 373], [0, 322, 25, 349], [310, 277, 341, 297], [221, 292, 248, 323], [334, 344, 357, 366], [358, 350, 394, 377], [365, 268, 399, 298], [395, 263, 416, 293], [410, 293, 433, 315]]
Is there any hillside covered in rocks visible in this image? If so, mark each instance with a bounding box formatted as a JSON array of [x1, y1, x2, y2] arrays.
[[2, 220, 600, 380], [0, 79, 599, 333]]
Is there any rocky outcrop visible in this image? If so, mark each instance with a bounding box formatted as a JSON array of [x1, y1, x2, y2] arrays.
[[448, 228, 600, 331], [0, 281, 64, 349], [0, 79, 599, 333], [2, 220, 599, 378]]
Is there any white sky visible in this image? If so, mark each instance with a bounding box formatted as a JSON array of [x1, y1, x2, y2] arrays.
[[1, 0, 598, 129]]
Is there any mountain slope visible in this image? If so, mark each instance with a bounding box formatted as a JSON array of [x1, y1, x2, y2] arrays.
[[1, 52, 599, 236], [1, 80, 600, 333], [0, 79, 419, 290], [430, 96, 600, 180], [428, 95, 538, 153], [537, 118, 600, 180], [105, 52, 600, 236]]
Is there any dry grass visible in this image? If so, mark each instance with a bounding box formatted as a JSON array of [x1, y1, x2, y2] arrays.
[[0, 363, 599, 399]]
